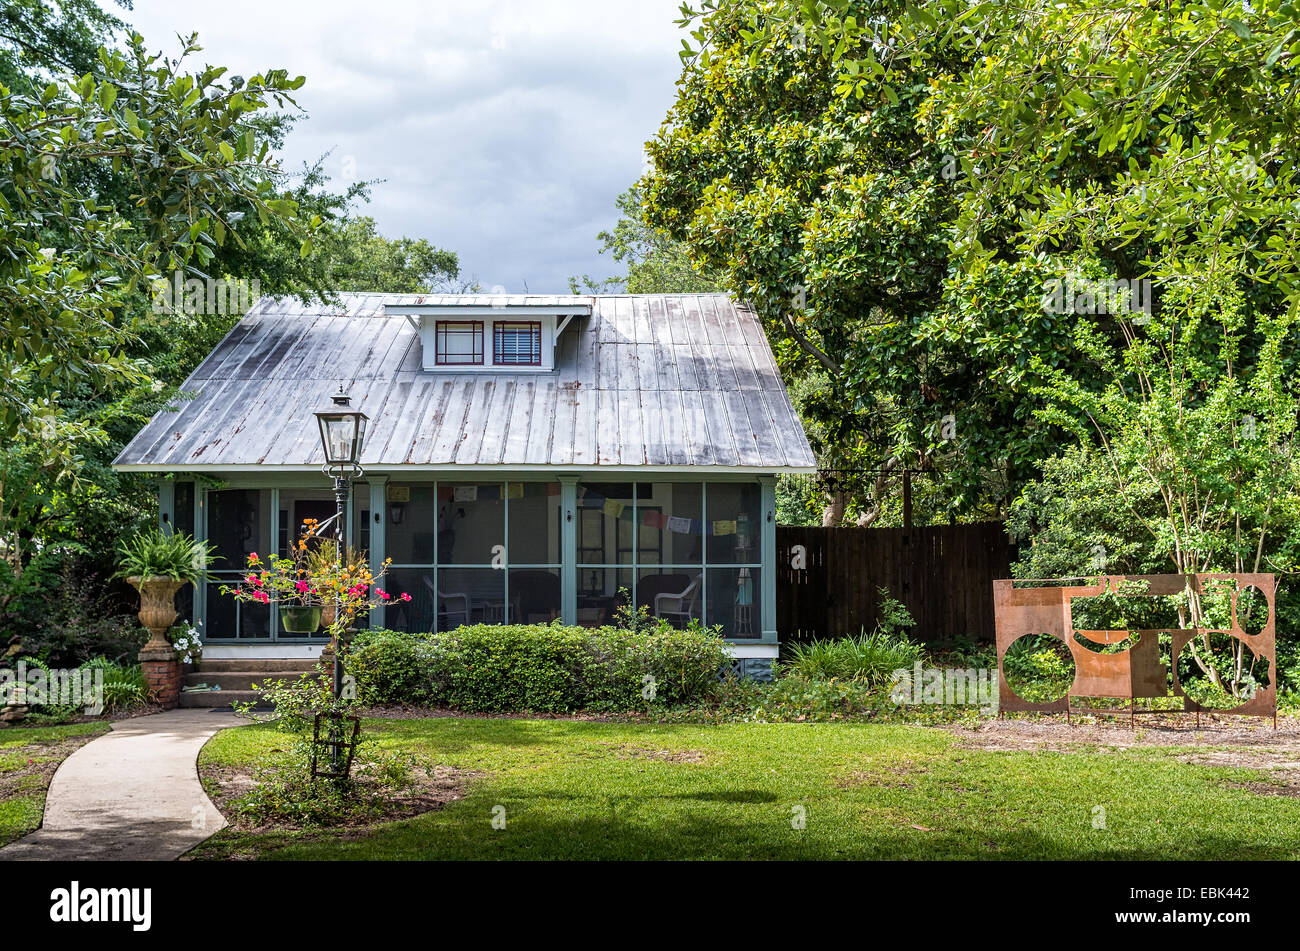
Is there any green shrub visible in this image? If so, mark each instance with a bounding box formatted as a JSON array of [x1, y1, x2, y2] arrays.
[[347, 623, 730, 713], [782, 587, 922, 685], [79, 657, 148, 714]]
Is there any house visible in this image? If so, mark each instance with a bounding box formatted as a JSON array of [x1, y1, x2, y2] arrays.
[[112, 293, 817, 678]]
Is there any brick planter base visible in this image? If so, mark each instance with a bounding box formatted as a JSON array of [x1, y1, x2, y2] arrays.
[[139, 648, 180, 709]]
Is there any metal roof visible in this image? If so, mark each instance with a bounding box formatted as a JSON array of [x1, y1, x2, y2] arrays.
[[113, 293, 817, 473]]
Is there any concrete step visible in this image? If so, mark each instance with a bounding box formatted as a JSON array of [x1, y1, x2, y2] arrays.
[[178, 689, 262, 709], [182, 671, 316, 690], [198, 658, 321, 673]]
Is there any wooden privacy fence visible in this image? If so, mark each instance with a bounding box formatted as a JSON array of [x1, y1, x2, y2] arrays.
[[775, 522, 1015, 644]]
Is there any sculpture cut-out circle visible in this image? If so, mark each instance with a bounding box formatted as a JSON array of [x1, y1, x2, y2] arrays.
[[1002, 632, 1075, 703], [1175, 632, 1272, 710], [1234, 585, 1269, 638]]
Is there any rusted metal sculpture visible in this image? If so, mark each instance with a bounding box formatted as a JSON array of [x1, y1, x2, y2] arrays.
[[993, 574, 1276, 726]]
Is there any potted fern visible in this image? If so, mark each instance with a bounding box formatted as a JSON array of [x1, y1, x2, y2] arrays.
[[114, 529, 217, 652]]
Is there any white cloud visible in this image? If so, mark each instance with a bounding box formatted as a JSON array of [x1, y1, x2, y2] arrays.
[[120, 0, 688, 291]]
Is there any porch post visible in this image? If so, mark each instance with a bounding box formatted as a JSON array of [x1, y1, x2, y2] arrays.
[[157, 479, 174, 533], [760, 475, 778, 644], [559, 475, 578, 625], [195, 487, 208, 638], [269, 487, 280, 636], [369, 479, 387, 629]]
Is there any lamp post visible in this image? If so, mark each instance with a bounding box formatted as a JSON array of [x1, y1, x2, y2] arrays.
[[313, 389, 369, 710]]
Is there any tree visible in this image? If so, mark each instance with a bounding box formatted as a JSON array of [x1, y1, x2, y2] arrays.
[[0, 23, 316, 641], [572, 185, 722, 293], [317, 215, 465, 294], [648, 0, 1300, 527], [644, 1, 1085, 524]]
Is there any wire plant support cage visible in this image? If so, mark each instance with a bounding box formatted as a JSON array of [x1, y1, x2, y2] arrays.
[[309, 712, 362, 780]]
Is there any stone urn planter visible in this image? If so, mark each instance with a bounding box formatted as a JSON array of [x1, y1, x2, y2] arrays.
[[129, 575, 184, 652], [129, 575, 185, 709]]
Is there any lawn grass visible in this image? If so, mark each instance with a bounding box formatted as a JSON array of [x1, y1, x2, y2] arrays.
[[193, 718, 1300, 860], [0, 721, 111, 847]]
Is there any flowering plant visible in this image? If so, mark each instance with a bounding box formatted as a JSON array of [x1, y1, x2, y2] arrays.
[[222, 517, 330, 609], [220, 520, 410, 646], [169, 623, 203, 664]]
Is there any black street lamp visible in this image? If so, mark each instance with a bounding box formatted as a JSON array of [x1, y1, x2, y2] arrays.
[[313, 388, 368, 758]]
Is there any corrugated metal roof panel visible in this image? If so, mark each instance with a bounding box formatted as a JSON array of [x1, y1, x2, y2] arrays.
[[113, 293, 816, 471]]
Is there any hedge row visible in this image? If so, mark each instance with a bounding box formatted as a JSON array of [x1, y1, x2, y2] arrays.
[[345, 624, 730, 713]]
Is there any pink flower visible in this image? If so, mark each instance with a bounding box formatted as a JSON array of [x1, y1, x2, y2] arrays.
[[295, 580, 309, 593], [253, 591, 270, 604], [246, 573, 260, 586], [376, 588, 390, 600], [400, 592, 412, 602]]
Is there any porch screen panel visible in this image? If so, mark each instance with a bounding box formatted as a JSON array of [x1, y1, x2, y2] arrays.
[[382, 483, 436, 633], [576, 483, 637, 627], [205, 488, 272, 639], [276, 489, 338, 639], [704, 483, 762, 638], [575, 481, 762, 637], [382, 482, 560, 631], [506, 481, 562, 622]]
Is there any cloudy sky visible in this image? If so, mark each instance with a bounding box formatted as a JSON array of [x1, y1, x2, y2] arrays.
[[116, 0, 688, 292]]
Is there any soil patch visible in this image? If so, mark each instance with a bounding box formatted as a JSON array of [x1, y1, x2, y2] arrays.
[[0, 734, 102, 803], [611, 744, 707, 764], [944, 713, 1300, 761], [200, 760, 476, 834]]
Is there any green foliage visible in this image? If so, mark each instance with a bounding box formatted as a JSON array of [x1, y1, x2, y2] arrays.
[[1002, 634, 1074, 704], [112, 529, 216, 584], [652, 0, 1300, 530], [1008, 448, 1167, 580], [316, 216, 466, 294], [0, 30, 316, 441], [227, 739, 427, 829], [783, 589, 920, 684], [77, 656, 147, 714], [645, 3, 1074, 520], [347, 624, 730, 713], [0, 559, 141, 666], [571, 185, 722, 294], [785, 629, 922, 685]]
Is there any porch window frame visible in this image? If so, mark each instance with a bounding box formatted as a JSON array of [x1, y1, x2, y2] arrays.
[[381, 481, 564, 631], [180, 474, 777, 645], [433, 320, 484, 366]]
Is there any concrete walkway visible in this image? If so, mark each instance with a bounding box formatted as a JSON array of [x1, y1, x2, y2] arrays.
[[1, 709, 237, 861]]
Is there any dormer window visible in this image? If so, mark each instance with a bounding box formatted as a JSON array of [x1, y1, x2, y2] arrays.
[[493, 321, 542, 366], [434, 321, 483, 365], [391, 298, 591, 372]]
